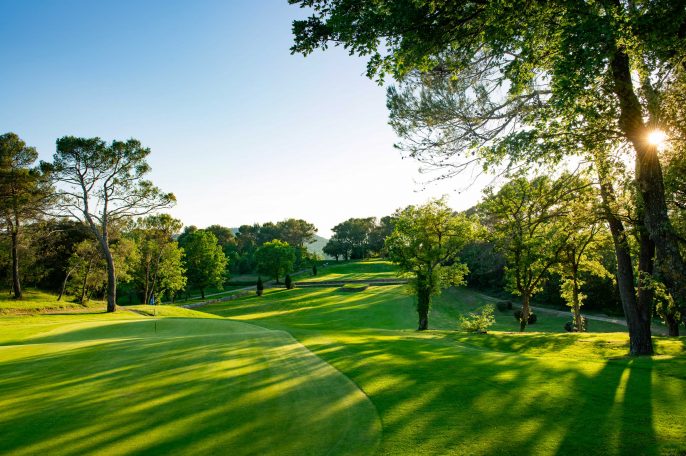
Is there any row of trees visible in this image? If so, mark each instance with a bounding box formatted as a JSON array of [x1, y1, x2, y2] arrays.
[[323, 216, 395, 260], [290, 0, 686, 355], [0, 133, 319, 310]]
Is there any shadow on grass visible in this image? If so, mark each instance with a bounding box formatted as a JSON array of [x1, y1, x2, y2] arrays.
[[0, 319, 380, 456]]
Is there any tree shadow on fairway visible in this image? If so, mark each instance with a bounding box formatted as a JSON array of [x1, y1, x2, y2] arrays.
[[295, 330, 681, 455], [0, 319, 381, 456]]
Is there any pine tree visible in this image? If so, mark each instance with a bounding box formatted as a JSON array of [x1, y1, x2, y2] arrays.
[[256, 276, 264, 296]]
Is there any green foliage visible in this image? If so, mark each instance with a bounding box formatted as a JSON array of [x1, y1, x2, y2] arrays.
[[458, 304, 495, 333], [385, 198, 477, 329], [285, 274, 294, 290], [255, 239, 296, 283], [180, 229, 227, 297]]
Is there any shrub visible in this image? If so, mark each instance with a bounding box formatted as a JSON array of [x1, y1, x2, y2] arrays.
[[496, 301, 513, 312], [312, 264, 318, 276], [513, 310, 537, 324], [256, 277, 264, 296], [458, 304, 496, 333], [285, 274, 294, 290]]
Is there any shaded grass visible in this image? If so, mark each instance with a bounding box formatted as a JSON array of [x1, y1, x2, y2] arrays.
[[206, 285, 686, 455], [0, 314, 380, 456]]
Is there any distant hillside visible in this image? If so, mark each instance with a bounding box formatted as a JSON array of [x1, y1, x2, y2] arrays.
[[229, 228, 329, 257]]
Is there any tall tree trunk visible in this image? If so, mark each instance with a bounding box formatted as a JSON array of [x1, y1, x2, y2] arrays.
[[101, 245, 117, 312], [596, 159, 653, 355], [417, 282, 431, 330], [10, 227, 22, 300], [610, 47, 686, 326]]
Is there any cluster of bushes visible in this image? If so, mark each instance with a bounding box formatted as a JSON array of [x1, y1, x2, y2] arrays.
[[513, 310, 537, 325], [458, 304, 496, 333], [564, 317, 587, 332]]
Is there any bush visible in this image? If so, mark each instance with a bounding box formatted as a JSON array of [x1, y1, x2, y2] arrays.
[[513, 310, 537, 324], [312, 264, 318, 276], [564, 316, 587, 332], [496, 300, 513, 312], [285, 274, 294, 290], [256, 277, 264, 296], [458, 304, 496, 333]]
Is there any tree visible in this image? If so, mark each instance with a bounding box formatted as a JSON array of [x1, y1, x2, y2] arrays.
[[49, 137, 175, 312], [255, 240, 296, 283], [325, 217, 377, 260], [552, 193, 612, 332], [131, 214, 186, 305], [0, 133, 53, 299], [285, 274, 294, 290], [323, 237, 346, 261], [480, 175, 582, 331], [385, 198, 476, 330], [180, 229, 227, 299], [289, 0, 686, 354], [67, 237, 138, 304]]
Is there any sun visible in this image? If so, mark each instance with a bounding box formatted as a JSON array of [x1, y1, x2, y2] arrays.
[[647, 129, 667, 147]]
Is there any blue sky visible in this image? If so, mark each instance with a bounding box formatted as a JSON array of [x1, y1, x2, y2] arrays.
[[0, 0, 485, 237]]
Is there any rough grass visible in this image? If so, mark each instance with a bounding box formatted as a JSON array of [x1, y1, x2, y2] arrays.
[[206, 285, 686, 455], [0, 311, 379, 456], [0, 289, 104, 314]]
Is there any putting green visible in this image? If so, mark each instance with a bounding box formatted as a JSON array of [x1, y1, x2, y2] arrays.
[[0, 310, 380, 456]]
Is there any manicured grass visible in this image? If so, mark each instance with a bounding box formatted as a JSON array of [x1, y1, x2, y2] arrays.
[[299, 259, 400, 282], [0, 289, 103, 314], [0, 308, 379, 455], [205, 285, 686, 455]]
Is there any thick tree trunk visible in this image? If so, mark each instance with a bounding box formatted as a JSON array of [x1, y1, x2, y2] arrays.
[[666, 314, 680, 337], [10, 229, 22, 300], [520, 293, 530, 332], [610, 47, 686, 327], [417, 285, 430, 330], [597, 162, 653, 355]]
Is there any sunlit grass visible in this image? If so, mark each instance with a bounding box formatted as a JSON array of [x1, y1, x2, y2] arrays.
[[0, 289, 104, 314], [206, 283, 686, 455]]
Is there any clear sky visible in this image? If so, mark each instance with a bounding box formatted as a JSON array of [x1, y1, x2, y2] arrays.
[[0, 0, 487, 237]]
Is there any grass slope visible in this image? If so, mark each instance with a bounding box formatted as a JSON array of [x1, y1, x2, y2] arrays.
[[0, 289, 104, 314], [301, 259, 400, 282], [0, 308, 380, 456], [206, 284, 686, 455]]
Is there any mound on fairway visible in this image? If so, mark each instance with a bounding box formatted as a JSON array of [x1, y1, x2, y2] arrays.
[[0, 313, 380, 456]]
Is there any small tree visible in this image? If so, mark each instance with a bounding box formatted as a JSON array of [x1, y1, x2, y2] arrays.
[[49, 137, 175, 312], [385, 198, 477, 330], [180, 229, 227, 299], [285, 274, 294, 290], [458, 304, 496, 334], [312, 263, 317, 276], [255, 239, 296, 283], [256, 276, 264, 296]]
